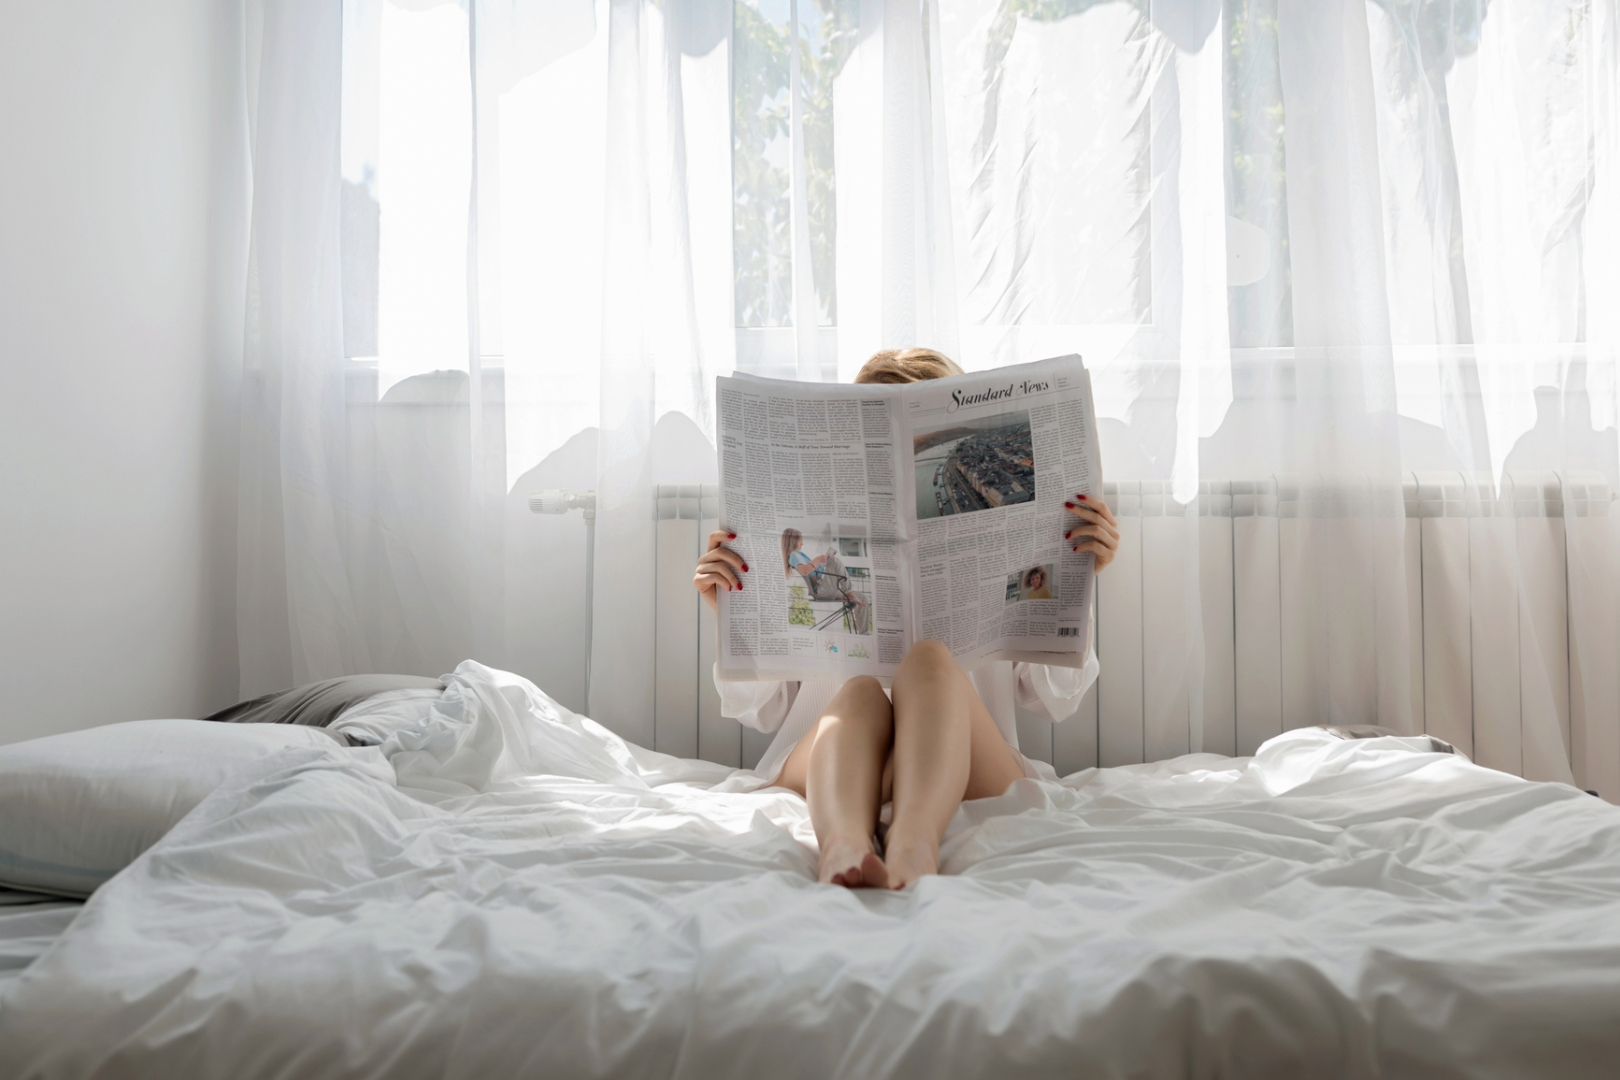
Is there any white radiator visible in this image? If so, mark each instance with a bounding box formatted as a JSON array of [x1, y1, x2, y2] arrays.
[[650, 475, 1619, 800]]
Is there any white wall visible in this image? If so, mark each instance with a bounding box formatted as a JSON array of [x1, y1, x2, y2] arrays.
[[0, 1, 242, 743]]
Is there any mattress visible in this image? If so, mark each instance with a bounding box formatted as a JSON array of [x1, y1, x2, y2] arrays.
[[2, 660, 1618, 1079]]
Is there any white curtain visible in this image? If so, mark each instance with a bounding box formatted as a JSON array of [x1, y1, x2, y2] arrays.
[[236, 0, 1620, 795]]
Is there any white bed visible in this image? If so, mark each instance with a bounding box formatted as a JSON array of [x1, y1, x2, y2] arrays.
[[2, 661, 1618, 1078]]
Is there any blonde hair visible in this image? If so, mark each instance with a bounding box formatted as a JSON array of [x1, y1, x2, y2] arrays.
[[781, 528, 804, 576], [853, 347, 963, 385]]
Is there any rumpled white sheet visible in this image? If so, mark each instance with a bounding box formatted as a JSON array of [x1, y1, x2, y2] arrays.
[[3, 661, 1618, 1079], [0, 896, 79, 994]]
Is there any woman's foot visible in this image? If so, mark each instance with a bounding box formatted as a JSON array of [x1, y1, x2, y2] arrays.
[[818, 836, 890, 888], [880, 828, 939, 890]]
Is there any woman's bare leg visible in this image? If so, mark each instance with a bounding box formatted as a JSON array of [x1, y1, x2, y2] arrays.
[[774, 675, 894, 888], [885, 641, 1026, 888]]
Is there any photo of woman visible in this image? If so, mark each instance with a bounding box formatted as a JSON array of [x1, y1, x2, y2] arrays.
[[781, 528, 830, 582], [1005, 563, 1054, 604], [782, 528, 871, 634], [1021, 565, 1053, 600]]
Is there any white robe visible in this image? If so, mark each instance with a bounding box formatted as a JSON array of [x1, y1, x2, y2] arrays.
[[717, 608, 1100, 785]]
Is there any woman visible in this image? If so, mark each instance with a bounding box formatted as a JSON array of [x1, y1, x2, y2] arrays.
[[693, 348, 1121, 890], [1021, 566, 1053, 600], [782, 529, 825, 581], [783, 529, 867, 609]]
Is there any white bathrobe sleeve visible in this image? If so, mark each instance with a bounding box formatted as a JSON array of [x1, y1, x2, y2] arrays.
[[713, 666, 800, 735], [1013, 602, 1100, 724]]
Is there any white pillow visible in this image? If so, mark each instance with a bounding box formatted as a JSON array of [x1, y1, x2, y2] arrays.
[[0, 720, 344, 898]]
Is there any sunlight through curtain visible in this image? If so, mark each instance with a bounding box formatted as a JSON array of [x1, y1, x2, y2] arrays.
[[236, 0, 1620, 796]]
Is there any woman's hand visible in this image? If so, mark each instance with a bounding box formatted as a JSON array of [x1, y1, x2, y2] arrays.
[[694, 530, 748, 612], [1064, 494, 1121, 573]]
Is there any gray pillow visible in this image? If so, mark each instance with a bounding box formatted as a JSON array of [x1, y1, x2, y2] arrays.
[[202, 675, 444, 729]]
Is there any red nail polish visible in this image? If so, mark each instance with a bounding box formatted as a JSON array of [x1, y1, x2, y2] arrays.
[[737, 582, 743, 591], [727, 532, 737, 539], [1078, 494, 1088, 501], [1064, 501, 1075, 508], [742, 563, 749, 572]]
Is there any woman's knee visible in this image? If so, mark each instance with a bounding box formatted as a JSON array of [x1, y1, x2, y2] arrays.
[[820, 675, 892, 737], [897, 639, 960, 683]]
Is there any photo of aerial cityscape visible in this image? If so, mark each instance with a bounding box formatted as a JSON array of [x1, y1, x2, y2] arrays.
[[913, 411, 1036, 520]]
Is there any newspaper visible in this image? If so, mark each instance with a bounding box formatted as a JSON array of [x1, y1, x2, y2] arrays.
[[715, 354, 1101, 682]]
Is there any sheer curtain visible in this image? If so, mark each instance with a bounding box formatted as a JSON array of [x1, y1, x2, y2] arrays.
[[235, 0, 1619, 795]]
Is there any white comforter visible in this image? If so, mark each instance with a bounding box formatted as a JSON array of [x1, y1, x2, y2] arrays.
[[3, 662, 1619, 1079]]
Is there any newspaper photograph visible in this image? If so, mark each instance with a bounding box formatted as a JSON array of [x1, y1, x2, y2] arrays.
[[715, 354, 1100, 682]]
